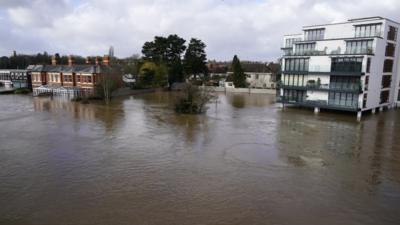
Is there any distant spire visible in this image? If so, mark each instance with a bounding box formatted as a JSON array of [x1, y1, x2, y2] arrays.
[[109, 46, 114, 58]]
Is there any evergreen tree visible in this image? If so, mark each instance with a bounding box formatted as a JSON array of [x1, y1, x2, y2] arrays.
[[141, 34, 186, 87], [183, 38, 208, 80], [231, 55, 246, 88]]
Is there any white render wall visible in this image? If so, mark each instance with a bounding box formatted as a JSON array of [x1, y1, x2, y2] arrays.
[[306, 91, 328, 101], [245, 72, 274, 89]]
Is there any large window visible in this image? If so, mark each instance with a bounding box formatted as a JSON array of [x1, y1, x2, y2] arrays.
[[82, 75, 92, 83], [64, 75, 73, 82], [388, 26, 398, 41], [354, 24, 382, 37], [380, 90, 390, 104], [363, 93, 368, 108], [328, 92, 358, 108], [284, 58, 309, 72], [330, 76, 360, 91], [295, 43, 316, 55], [304, 29, 325, 41], [398, 90, 400, 101], [284, 49, 293, 56], [383, 59, 394, 73], [283, 90, 306, 102], [381, 75, 392, 88], [385, 43, 396, 57], [346, 40, 373, 54], [282, 74, 305, 86], [331, 57, 363, 73]]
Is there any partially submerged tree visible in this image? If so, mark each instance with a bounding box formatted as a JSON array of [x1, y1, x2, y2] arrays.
[[138, 62, 168, 88], [96, 66, 123, 104], [142, 34, 187, 87], [175, 84, 216, 114]]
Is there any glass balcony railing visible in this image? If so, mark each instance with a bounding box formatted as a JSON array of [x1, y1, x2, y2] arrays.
[[284, 48, 374, 56], [344, 48, 374, 55], [354, 31, 383, 38], [280, 83, 362, 93], [278, 98, 359, 111]]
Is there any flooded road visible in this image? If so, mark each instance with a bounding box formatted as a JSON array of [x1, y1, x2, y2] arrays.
[[0, 92, 399, 225]]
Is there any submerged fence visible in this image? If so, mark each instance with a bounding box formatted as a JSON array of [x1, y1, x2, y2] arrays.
[[33, 86, 93, 98]]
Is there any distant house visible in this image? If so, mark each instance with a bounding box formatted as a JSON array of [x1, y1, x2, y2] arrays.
[[0, 69, 31, 88], [246, 72, 275, 89], [208, 60, 278, 89], [223, 72, 276, 89]]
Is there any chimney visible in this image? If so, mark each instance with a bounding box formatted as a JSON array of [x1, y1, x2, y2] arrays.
[[103, 55, 110, 66], [68, 55, 73, 66], [51, 55, 57, 65]]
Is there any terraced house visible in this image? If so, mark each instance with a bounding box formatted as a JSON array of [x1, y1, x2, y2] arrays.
[[29, 55, 111, 96], [279, 17, 400, 119]]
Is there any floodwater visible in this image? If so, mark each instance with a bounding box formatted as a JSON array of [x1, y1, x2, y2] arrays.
[[0, 92, 399, 225]]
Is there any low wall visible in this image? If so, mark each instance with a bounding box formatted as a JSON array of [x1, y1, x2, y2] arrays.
[[202, 86, 276, 94], [112, 87, 276, 97], [112, 87, 161, 97]]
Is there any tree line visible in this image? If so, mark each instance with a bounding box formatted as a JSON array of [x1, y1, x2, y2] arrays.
[[137, 34, 208, 88], [1, 35, 279, 90], [0, 52, 87, 69]]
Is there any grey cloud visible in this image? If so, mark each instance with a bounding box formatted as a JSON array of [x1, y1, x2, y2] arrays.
[[0, 0, 399, 61]]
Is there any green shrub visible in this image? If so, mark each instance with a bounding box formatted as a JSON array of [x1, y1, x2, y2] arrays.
[[174, 84, 216, 114], [14, 88, 31, 94]]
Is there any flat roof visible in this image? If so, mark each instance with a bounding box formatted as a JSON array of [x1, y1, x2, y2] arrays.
[[283, 33, 303, 37], [303, 16, 400, 29]]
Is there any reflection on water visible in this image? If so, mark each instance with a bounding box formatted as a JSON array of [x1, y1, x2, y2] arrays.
[[0, 92, 399, 225], [32, 97, 125, 132]]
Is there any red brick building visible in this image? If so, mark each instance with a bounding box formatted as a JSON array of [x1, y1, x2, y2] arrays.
[[29, 55, 114, 96]]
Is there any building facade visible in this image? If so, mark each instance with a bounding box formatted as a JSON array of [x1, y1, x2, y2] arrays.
[[246, 72, 275, 89], [279, 17, 400, 118], [29, 55, 111, 97], [0, 69, 31, 88]]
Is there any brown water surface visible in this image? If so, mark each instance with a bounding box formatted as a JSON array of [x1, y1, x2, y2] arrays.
[[0, 92, 399, 225]]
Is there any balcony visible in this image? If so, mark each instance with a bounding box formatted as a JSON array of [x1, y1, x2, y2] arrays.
[[280, 83, 362, 93], [354, 31, 383, 39], [284, 48, 374, 57], [278, 98, 359, 112], [306, 83, 362, 93], [344, 48, 374, 55]]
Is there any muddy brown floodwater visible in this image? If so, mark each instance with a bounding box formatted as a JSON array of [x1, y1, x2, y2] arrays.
[[0, 92, 399, 225]]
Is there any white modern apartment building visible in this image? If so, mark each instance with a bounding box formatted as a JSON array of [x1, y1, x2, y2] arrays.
[[278, 17, 400, 119]]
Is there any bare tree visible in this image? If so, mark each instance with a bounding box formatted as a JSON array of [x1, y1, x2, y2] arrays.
[[96, 66, 123, 104]]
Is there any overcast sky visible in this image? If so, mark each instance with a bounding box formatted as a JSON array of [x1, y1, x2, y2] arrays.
[[0, 0, 399, 61]]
